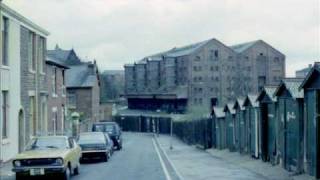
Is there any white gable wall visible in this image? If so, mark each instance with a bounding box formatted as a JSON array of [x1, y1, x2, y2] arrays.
[[0, 11, 22, 162]]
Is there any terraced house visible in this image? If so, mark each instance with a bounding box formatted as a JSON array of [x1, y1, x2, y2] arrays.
[[48, 46, 100, 130], [124, 38, 285, 112], [46, 56, 69, 135], [0, 3, 49, 162]]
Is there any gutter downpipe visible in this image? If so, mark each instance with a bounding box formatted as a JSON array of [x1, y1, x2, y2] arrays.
[[0, 0, 3, 165]]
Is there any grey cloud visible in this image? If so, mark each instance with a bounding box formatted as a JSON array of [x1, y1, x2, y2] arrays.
[[4, 0, 319, 76]]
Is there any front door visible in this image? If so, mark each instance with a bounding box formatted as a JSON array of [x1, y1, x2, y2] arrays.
[[260, 103, 268, 162], [18, 110, 25, 152], [316, 90, 320, 178]]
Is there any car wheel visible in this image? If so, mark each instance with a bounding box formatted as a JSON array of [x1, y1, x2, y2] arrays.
[[74, 162, 80, 175], [15, 173, 24, 180], [102, 153, 108, 162], [62, 166, 71, 180]]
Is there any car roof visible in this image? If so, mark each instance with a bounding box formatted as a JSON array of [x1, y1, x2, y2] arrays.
[[93, 122, 117, 125], [32, 136, 69, 140], [80, 132, 105, 136]]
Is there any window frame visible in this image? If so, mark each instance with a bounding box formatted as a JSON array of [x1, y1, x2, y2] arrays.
[[1, 16, 9, 66], [52, 67, 57, 97], [29, 96, 36, 136], [39, 37, 46, 74], [2, 91, 9, 139], [28, 32, 36, 72]]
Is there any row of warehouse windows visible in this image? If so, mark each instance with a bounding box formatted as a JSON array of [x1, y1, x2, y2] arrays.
[[194, 87, 220, 93], [193, 98, 203, 105], [194, 65, 240, 72]]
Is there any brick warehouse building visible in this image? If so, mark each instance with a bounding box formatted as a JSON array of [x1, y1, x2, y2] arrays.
[[124, 38, 285, 112]]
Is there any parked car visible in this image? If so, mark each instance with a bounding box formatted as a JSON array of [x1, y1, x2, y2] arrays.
[[12, 136, 81, 180], [78, 132, 113, 162], [92, 122, 123, 150], [104, 133, 114, 155]]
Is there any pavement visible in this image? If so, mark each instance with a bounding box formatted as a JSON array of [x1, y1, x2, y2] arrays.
[[0, 133, 315, 180], [156, 134, 313, 180], [206, 149, 312, 180], [0, 160, 14, 179]]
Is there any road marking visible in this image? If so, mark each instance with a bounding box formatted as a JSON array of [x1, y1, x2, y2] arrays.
[[152, 138, 172, 180], [154, 137, 184, 180]]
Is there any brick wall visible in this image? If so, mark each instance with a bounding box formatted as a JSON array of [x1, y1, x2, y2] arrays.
[[20, 26, 48, 144], [46, 64, 67, 134]]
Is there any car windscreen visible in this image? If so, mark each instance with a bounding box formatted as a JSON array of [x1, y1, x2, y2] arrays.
[[78, 134, 105, 144], [92, 124, 105, 132], [26, 137, 68, 150], [105, 124, 115, 132]]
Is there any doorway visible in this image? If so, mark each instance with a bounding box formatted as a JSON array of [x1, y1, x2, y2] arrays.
[[316, 90, 320, 178], [18, 110, 25, 152], [260, 103, 268, 162]]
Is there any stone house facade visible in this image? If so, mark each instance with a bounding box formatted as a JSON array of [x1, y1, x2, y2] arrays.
[[47, 46, 100, 130], [46, 57, 68, 135], [124, 38, 285, 112], [0, 2, 49, 162]]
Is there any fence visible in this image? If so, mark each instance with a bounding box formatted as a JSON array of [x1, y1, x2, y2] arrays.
[[113, 115, 171, 134], [173, 118, 212, 149]]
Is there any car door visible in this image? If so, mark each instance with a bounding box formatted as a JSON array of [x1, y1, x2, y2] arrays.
[[68, 138, 80, 168], [73, 139, 81, 159], [104, 134, 113, 151]]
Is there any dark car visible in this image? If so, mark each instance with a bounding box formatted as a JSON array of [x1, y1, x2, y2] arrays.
[[78, 132, 113, 162], [92, 122, 123, 150]]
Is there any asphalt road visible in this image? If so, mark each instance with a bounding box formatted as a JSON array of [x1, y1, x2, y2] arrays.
[[1, 133, 178, 180], [73, 133, 175, 180]]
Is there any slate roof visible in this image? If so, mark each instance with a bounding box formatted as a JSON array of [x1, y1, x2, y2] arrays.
[[224, 103, 236, 114], [47, 49, 70, 61], [212, 107, 225, 118], [296, 65, 312, 74], [243, 94, 259, 107], [46, 56, 69, 69], [233, 98, 245, 110], [124, 64, 135, 67], [102, 70, 124, 75], [164, 85, 188, 99], [65, 63, 98, 88], [264, 86, 278, 101], [274, 78, 304, 99], [125, 85, 188, 99], [300, 62, 320, 89], [47, 45, 81, 65], [138, 38, 213, 62], [230, 40, 260, 53], [116, 108, 172, 118], [256, 86, 277, 102]]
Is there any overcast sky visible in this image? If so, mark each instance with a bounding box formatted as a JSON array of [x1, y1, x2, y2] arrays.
[[4, 0, 320, 76]]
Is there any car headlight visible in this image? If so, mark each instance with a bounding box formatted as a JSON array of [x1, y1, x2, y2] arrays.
[[14, 160, 21, 167], [55, 158, 63, 166]]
